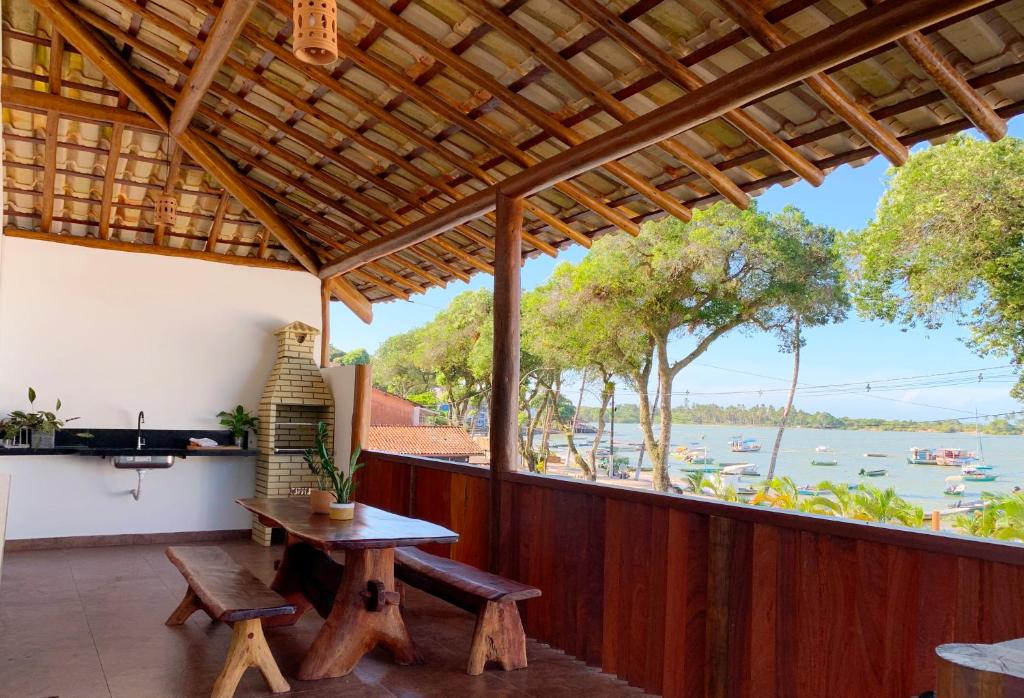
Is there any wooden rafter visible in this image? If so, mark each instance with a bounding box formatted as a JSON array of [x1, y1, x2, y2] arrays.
[[205, 193, 231, 252], [558, 0, 824, 187], [861, 0, 1006, 142], [39, 32, 63, 234], [98, 93, 128, 241], [453, 0, 746, 213], [715, 0, 908, 166], [319, 0, 991, 280], [260, 0, 642, 237], [26, 0, 322, 274], [168, 0, 256, 137]]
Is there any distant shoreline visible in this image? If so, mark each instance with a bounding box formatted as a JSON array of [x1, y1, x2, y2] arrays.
[[576, 421, 1023, 436]]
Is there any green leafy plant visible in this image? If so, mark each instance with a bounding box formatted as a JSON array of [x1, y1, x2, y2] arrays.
[[303, 422, 365, 503], [217, 405, 258, 440], [2, 387, 77, 439]]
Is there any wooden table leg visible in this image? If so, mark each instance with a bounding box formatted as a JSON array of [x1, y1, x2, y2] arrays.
[[265, 537, 315, 627], [298, 547, 420, 680]]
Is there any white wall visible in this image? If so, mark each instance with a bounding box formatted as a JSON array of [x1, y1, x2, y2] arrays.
[[0, 236, 327, 539]]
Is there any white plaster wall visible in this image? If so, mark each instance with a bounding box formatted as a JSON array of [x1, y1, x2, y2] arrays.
[[0, 236, 328, 539]]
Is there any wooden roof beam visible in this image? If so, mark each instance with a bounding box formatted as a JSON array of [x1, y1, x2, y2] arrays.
[[2, 86, 159, 130], [168, 0, 256, 137], [39, 33, 64, 234], [27, 0, 322, 272], [715, 0, 908, 166], [348, 0, 708, 219], [454, 0, 743, 214], [320, 0, 988, 279], [861, 0, 1005, 142], [260, 0, 640, 236], [27, 0, 379, 323], [559, 0, 824, 187], [205, 193, 231, 252]]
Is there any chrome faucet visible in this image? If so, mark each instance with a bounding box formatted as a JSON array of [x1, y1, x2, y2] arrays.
[[137, 411, 145, 450]]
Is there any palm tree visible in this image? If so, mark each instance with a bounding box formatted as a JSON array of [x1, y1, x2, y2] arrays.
[[853, 484, 924, 527], [706, 475, 740, 502], [804, 480, 859, 518], [955, 492, 1024, 541], [767, 315, 800, 481], [753, 476, 802, 510]]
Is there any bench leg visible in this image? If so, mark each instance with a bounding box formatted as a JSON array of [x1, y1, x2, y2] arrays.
[[211, 618, 290, 698], [165, 586, 203, 626], [467, 600, 528, 675]]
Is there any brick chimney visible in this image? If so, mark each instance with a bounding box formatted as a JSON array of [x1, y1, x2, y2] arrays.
[[252, 321, 334, 545]]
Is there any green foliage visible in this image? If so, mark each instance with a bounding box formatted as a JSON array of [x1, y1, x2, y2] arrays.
[[953, 491, 1024, 541], [750, 478, 923, 527], [216, 405, 258, 439], [2, 387, 77, 439], [372, 328, 434, 396], [573, 401, 1023, 434], [303, 422, 365, 503], [330, 347, 370, 365], [847, 135, 1024, 399]]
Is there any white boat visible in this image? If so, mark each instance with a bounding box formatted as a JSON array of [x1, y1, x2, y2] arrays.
[[720, 463, 759, 476], [815, 445, 831, 453], [944, 475, 966, 496]]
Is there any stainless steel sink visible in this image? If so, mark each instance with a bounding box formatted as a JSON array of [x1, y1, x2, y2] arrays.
[[112, 454, 175, 469]]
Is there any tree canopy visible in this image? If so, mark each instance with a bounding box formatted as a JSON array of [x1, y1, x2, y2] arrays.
[[847, 135, 1024, 398]]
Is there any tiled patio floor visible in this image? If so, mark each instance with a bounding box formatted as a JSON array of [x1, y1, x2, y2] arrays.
[[0, 540, 643, 697]]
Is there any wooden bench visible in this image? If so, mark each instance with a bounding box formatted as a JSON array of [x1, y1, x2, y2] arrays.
[[393, 546, 541, 675], [165, 546, 295, 698]]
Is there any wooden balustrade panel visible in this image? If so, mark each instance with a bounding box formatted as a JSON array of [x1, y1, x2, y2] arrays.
[[362, 453, 1024, 697], [358, 453, 410, 513]]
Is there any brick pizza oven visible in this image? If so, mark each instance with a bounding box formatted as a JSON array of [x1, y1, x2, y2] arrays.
[[252, 321, 334, 545]]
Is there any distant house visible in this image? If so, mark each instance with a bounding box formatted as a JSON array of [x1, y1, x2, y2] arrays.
[[366, 425, 486, 463], [370, 388, 433, 426]]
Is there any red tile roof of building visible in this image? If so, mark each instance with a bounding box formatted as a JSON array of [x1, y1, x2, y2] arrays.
[[366, 426, 484, 458]]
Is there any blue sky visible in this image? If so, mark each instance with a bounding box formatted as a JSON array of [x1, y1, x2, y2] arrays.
[[333, 119, 1023, 420]]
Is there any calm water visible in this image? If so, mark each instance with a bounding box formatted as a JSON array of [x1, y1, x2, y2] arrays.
[[549, 423, 1024, 513]]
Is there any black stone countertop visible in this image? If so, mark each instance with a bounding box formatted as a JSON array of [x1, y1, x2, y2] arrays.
[[0, 428, 259, 458]]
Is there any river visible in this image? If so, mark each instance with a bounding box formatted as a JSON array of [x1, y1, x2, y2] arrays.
[[547, 423, 1023, 513]]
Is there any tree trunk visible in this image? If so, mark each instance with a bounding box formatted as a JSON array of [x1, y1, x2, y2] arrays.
[[634, 382, 659, 479], [587, 377, 613, 481], [767, 316, 801, 482], [652, 338, 675, 492]]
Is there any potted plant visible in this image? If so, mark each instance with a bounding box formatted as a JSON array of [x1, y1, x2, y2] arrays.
[[327, 446, 365, 521], [2, 387, 77, 449], [303, 422, 336, 515], [217, 405, 258, 447]]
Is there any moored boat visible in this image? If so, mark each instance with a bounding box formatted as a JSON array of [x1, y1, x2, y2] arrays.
[[721, 463, 759, 476], [858, 468, 887, 477], [863, 452, 888, 458], [962, 471, 997, 482], [934, 448, 976, 466], [907, 447, 938, 465], [729, 437, 762, 453]]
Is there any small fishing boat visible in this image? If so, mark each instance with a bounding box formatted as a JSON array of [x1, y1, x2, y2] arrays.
[[721, 463, 759, 476], [729, 437, 762, 453], [679, 464, 721, 474], [946, 499, 985, 514], [935, 448, 976, 466], [810, 446, 838, 466], [944, 483, 967, 496], [683, 446, 715, 465], [962, 471, 997, 482], [797, 485, 823, 496], [863, 452, 888, 458], [858, 468, 887, 477], [736, 486, 757, 500]]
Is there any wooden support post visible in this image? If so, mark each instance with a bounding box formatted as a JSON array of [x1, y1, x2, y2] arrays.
[[932, 510, 942, 532], [351, 363, 371, 459], [39, 33, 64, 235], [320, 280, 332, 369], [489, 193, 524, 573]]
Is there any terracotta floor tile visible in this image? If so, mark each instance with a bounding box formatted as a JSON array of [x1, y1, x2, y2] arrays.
[[1, 542, 638, 698]]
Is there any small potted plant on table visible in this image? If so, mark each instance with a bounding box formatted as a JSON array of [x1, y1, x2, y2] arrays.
[[303, 422, 364, 519], [217, 405, 258, 447], [304, 422, 336, 515]]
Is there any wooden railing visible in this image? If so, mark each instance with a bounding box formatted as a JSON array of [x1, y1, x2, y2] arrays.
[[359, 451, 1024, 697]]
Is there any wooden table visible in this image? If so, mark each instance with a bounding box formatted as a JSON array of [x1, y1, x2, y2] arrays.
[[237, 497, 458, 680]]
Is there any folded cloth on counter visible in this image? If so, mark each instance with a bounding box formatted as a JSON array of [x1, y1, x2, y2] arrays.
[[189, 437, 219, 447]]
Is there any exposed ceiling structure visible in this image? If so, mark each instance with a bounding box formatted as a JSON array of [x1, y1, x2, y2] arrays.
[[3, 0, 1024, 316]]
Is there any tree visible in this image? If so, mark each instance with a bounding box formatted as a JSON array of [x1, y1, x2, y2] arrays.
[[333, 348, 370, 365], [847, 135, 1024, 399], [372, 328, 433, 396], [574, 203, 847, 491]]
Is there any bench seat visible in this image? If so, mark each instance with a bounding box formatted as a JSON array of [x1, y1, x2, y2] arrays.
[[165, 546, 293, 698], [394, 546, 540, 675]]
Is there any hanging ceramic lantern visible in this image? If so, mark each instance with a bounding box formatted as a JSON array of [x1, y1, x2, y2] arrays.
[[155, 194, 177, 226], [293, 0, 338, 65]]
